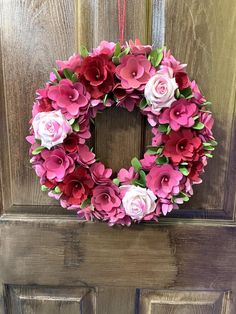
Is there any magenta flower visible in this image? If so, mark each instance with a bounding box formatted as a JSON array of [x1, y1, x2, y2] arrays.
[[146, 164, 183, 198], [116, 55, 153, 89], [128, 39, 152, 55], [191, 80, 206, 104], [90, 40, 116, 57], [159, 99, 197, 131], [41, 148, 75, 182], [92, 184, 121, 215], [158, 198, 178, 216], [152, 128, 163, 146], [48, 79, 90, 119], [76, 144, 96, 167], [161, 50, 186, 74], [90, 162, 112, 185], [140, 153, 156, 171], [56, 54, 82, 73], [199, 111, 214, 141]]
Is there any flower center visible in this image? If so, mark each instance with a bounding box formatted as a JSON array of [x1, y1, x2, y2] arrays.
[[175, 111, 180, 116], [58, 159, 62, 164], [162, 176, 169, 183], [132, 71, 136, 77]]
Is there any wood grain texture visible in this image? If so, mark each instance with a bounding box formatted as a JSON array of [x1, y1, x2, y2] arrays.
[[0, 0, 76, 208], [138, 290, 230, 314], [164, 0, 236, 217]]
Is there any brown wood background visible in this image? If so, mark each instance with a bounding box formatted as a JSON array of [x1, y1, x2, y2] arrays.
[[0, 1, 236, 313]]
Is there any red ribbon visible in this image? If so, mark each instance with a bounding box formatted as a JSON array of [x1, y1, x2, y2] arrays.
[[118, 0, 127, 45]]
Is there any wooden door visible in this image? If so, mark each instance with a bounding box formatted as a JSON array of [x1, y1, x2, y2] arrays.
[[0, 0, 236, 313]]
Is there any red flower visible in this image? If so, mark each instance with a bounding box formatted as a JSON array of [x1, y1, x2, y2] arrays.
[[175, 72, 191, 90], [58, 167, 94, 205], [163, 129, 203, 163], [188, 159, 206, 183], [63, 133, 80, 153], [79, 54, 115, 99]]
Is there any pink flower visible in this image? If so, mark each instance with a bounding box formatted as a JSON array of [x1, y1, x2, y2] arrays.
[[159, 99, 197, 131], [140, 153, 156, 171], [146, 164, 183, 198], [152, 128, 163, 146], [116, 55, 153, 89], [90, 162, 112, 184], [92, 184, 121, 214], [90, 40, 116, 57], [128, 39, 152, 55], [76, 144, 96, 167], [117, 167, 137, 184], [56, 54, 82, 72], [32, 110, 72, 149], [191, 80, 206, 104], [76, 204, 94, 221], [75, 115, 91, 144], [161, 50, 186, 74], [40, 148, 75, 182], [144, 68, 178, 113], [121, 185, 157, 220], [199, 112, 214, 141], [159, 198, 178, 216], [48, 79, 90, 119]]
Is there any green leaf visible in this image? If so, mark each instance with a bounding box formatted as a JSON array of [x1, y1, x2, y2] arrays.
[[205, 153, 213, 158], [131, 157, 142, 172], [193, 115, 199, 120], [158, 124, 169, 133], [113, 178, 120, 186], [210, 140, 218, 146], [114, 42, 122, 57], [139, 98, 148, 110], [149, 47, 163, 67], [52, 68, 62, 82], [103, 94, 109, 105], [174, 191, 189, 202], [112, 56, 120, 65], [81, 197, 91, 209], [180, 162, 188, 166], [204, 146, 215, 151], [32, 146, 45, 155], [202, 101, 212, 106], [119, 47, 130, 57], [179, 166, 189, 176], [80, 45, 89, 58], [72, 122, 80, 132], [156, 156, 169, 165], [193, 121, 205, 130], [41, 185, 48, 192], [69, 118, 75, 125], [175, 89, 181, 99], [54, 186, 61, 194], [63, 68, 74, 80], [139, 170, 146, 186], [71, 73, 78, 83], [180, 87, 193, 99], [146, 146, 163, 155]]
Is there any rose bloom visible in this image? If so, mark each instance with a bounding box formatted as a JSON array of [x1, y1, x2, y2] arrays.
[[90, 162, 112, 185], [128, 39, 152, 55], [159, 99, 197, 131], [144, 68, 178, 113], [79, 54, 115, 99], [58, 167, 94, 206], [48, 79, 90, 119], [116, 54, 153, 89], [40, 148, 75, 182], [146, 164, 183, 198], [121, 185, 157, 220], [32, 110, 72, 149], [92, 183, 121, 215], [163, 129, 203, 163]]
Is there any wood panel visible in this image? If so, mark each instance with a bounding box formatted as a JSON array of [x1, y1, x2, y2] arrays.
[[138, 290, 230, 314], [0, 0, 76, 208], [4, 285, 95, 314], [164, 0, 236, 216]]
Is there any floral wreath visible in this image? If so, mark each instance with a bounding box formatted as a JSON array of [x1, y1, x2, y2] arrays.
[[26, 39, 217, 226]]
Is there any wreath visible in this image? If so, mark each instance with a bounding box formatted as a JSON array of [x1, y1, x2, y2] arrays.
[[26, 39, 217, 226]]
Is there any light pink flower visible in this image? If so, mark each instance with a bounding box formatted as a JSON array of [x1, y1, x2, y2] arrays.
[[116, 55, 153, 89], [92, 184, 121, 214], [146, 164, 183, 198], [76, 144, 96, 167], [56, 54, 82, 72], [161, 50, 186, 74], [90, 41, 116, 57], [159, 198, 178, 216], [140, 153, 156, 171], [121, 185, 157, 220], [40, 148, 75, 181], [90, 162, 112, 185], [144, 67, 178, 113], [48, 79, 90, 119], [128, 39, 152, 55], [159, 99, 197, 131], [117, 167, 137, 185], [191, 80, 206, 104], [32, 110, 72, 149]]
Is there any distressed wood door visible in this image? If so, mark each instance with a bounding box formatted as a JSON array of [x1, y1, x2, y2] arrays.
[[0, 0, 236, 313]]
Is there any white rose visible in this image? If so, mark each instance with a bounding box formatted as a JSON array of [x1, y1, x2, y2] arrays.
[[32, 110, 72, 149], [144, 67, 178, 113], [121, 185, 157, 220]]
